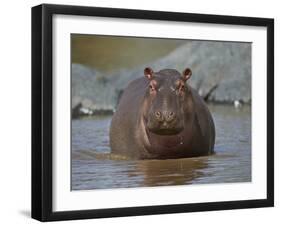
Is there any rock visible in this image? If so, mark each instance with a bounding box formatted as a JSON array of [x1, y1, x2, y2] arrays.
[[111, 41, 251, 104], [72, 63, 116, 114], [72, 102, 82, 119], [79, 107, 93, 115]]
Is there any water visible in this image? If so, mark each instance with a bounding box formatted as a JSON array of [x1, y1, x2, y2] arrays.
[[71, 104, 251, 190]]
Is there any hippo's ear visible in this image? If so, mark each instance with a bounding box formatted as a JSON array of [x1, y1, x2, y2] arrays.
[[144, 67, 154, 80], [182, 68, 192, 82]]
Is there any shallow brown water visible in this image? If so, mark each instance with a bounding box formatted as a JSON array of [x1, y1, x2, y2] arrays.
[[71, 104, 251, 190]]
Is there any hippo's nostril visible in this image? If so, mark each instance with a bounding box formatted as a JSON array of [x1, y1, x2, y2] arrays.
[[155, 111, 162, 119], [166, 111, 175, 122]]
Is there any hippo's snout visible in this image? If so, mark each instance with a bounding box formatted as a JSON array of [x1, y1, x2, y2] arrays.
[[154, 110, 176, 123], [147, 110, 184, 135]]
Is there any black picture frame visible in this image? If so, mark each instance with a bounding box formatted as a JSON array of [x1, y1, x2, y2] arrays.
[[31, 3, 274, 222]]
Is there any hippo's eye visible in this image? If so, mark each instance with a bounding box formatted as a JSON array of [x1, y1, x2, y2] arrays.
[[177, 84, 185, 96], [178, 84, 185, 92], [149, 85, 156, 93]]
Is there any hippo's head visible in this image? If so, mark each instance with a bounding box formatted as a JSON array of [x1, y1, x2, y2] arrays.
[[143, 67, 192, 137]]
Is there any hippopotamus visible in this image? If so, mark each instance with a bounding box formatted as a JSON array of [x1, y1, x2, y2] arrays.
[[110, 67, 215, 159]]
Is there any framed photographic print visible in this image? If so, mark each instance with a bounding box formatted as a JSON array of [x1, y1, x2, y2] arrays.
[[31, 4, 274, 222]]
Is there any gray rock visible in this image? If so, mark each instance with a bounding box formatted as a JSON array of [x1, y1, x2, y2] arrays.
[[111, 41, 251, 104], [72, 63, 116, 112]]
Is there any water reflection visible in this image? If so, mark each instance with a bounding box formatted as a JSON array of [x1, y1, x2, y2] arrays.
[[135, 157, 209, 187]]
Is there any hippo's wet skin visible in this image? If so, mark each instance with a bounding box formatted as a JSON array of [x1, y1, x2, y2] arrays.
[[110, 67, 215, 159]]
